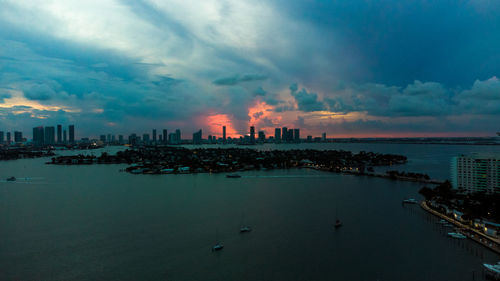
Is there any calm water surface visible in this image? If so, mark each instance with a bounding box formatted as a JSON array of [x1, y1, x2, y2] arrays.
[[0, 144, 499, 281]]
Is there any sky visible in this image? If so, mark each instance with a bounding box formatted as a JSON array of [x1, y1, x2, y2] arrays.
[[1, 0, 500, 139]]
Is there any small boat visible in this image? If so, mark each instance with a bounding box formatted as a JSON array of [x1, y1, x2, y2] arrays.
[[334, 219, 343, 228], [212, 243, 224, 251], [447, 232, 466, 239], [6, 176, 16, 181], [240, 226, 251, 233], [402, 198, 418, 204], [226, 174, 241, 178], [483, 262, 500, 280]]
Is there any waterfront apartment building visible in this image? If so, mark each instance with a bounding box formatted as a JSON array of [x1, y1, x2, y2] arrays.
[[44, 126, 55, 145], [69, 125, 75, 144], [33, 126, 44, 146], [163, 129, 168, 144], [451, 155, 500, 194], [274, 128, 281, 142], [57, 125, 62, 144], [14, 131, 23, 143], [222, 126, 226, 142], [294, 128, 300, 142], [193, 129, 202, 144], [0, 131, 4, 144]]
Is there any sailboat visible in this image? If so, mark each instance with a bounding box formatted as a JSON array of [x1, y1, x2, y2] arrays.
[[334, 204, 343, 228], [212, 229, 224, 251]]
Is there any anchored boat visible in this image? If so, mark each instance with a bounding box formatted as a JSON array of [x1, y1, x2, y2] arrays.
[[484, 262, 500, 280]]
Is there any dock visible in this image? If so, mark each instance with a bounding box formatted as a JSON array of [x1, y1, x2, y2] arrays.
[[421, 201, 500, 254]]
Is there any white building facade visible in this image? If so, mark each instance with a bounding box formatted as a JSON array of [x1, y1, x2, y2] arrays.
[[451, 155, 500, 194]]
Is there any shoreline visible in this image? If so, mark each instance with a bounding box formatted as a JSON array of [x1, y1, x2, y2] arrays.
[[420, 201, 500, 254]]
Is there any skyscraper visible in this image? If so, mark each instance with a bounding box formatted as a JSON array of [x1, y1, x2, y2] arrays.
[[175, 129, 181, 144], [0, 131, 4, 144], [250, 126, 255, 144], [258, 131, 265, 143], [100, 135, 106, 143], [119, 135, 124, 144], [163, 129, 168, 144], [6, 132, 11, 145], [153, 129, 157, 143], [223, 126, 226, 143], [33, 126, 44, 146], [14, 131, 23, 143], [57, 124, 62, 144], [282, 127, 287, 142], [44, 126, 55, 145], [274, 128, 281, 143], [143, 133, 150, 143], [193, 129, 202, 144], [69, 125, 75, 144], [322, 132, 327, 142], [63, 129, 67, 143], [294, 128, 300, 142]]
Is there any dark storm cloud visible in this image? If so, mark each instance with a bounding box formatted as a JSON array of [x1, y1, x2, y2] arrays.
[[289, 83, 326, 112], [213, 74, 268, 86]]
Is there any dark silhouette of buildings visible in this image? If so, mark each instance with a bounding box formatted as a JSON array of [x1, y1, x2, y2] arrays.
[[69, 125, 75, 144]]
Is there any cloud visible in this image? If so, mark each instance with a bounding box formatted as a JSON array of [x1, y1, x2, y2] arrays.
[[1, 0, 500, 137], [290, 84, 326, 112], [213, 74, 267, 86], [253, 86, 267, 96], [0, 92, 12, 103]]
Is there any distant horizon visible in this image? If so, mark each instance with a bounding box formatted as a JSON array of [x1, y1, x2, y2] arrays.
[[1, 124, 499, 141]]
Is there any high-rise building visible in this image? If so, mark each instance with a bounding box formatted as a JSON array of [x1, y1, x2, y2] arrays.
[[168, 132, 176, 144], [175, 129, 181, 144], [143, 133, 150, 143], [274, 128, 281, 143], [193, 129, 202, 144], [322, 132, 327, 142], [163, 129, 168, 144], [287, 129, 294, 142], [14, 131, 23, 143], [118, 135, 124, 144], [153, 129, 157, 143], [294, 129, 300, 142], [129, 134, 137, 145], [69, 125, 75, 144], [57, 124, 62, 144], [44, 126, 55, 145], [33, 126, 44, 147], [451, 155, 500, 194], [258, 131, 265, 142], [250, 126, 255, 144], [223, 126, 226, 142], [100, 135, 106, 143], [63, 130, 67, 144], [5, 132, 11, 145], [0, 131, 4, 144], [282, 127, 288, 142]]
